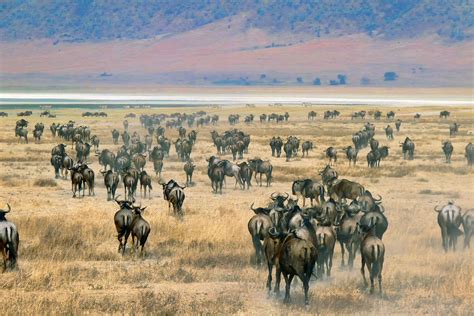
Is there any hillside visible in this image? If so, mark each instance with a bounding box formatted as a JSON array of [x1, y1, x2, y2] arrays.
[[1, 0, 473, 42]]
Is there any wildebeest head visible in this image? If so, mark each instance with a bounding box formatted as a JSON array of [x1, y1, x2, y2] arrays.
[[319, 165, 338, 184], [0, 203, 11, 221], [270, 192, 289, 208], [357, 191, 382, 212], [250, 202, 271, 215], [114, 195, 134, 209]]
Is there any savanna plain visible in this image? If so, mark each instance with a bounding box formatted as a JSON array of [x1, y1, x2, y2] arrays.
[[0, 103, 473, 315]]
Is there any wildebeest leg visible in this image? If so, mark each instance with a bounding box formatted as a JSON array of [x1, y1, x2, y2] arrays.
[[122, 231, 131, 255], [260, 173, 263, 187], [266, 261, 273, 294], [441, 228, 448, 252], [283, 274, 294, 304], [274, 267, 281, 294], [302, 276, 310, 306], [368, 262, 375, 294], [361, 256, 367, 287], [339, 240, 345, 267], [347, 242, 354, 269], [378, 259, 384, 294], [251, 235, 262, 266], [2, 249, 7, 272]]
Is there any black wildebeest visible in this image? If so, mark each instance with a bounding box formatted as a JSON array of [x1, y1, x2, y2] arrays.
[[442, 140, 454, 163], [113, 197, 134, 255], [139, 171, 153, 199], [465, 143, 474, 166], [325, 147, 337, 166], [291, 179, 325, 207], [359, 223, 385, 294], [248, 204, 272, 266], [434, 202, 463, 252], [161, 180, 186, 217], [269, 220, 317, 306], [0, 204, 19, 272], [462, 209, 474, 249], [101, 170, 119, 201], [342, 146, 358, 166], [184, 160, 195, 186], [400, 137, 415, 160], [248, 158, 273, 187], [131, 206, 151, 257]]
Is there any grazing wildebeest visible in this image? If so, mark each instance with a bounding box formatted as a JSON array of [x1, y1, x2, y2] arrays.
[[0, 204, 19, 272], [130, 206, 151, 257], [328, 179, 365, 202], [238, 161, 252, 189], [301, 141, 313, 157], [342, 146, 358, 166], [269, 220, 317, 306], [440, 110, 450, 119], [465, 143, 474, 166], [384, 125, 393, 140], [325, 147, 337, 165], [395, 119, 402, 132], [161, 180, 186, 217], [449, 122, 460, 137], [248, 158, 272, 187], [139, 171, 152, 199], [359, 223, 385, 294], [442, 140, 454, 163], [291, 179, 325, 206], [400, 137, 415, 160], [248, 204, 273, 266], [434, 202, 463, 252], [101, 170, 119, 201], [184, 160, 195, 186], [113, 197, 134, 255], [462, 209, 474, 249]]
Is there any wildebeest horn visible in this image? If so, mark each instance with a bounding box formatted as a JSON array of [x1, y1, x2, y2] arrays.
[[434, 204, 442, 212], [282, 192, 289, 200], [268, 227, 279, 238], [250, 202, 257, 211], [270, 192, 278, 200], [2, 203, 11, 213], [373, 194, 382, 202]]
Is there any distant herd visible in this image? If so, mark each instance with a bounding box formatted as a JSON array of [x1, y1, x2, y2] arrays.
[[1, 107, 473, 307]]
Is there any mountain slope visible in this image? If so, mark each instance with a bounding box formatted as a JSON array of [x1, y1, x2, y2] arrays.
[[1, 0, 473, 42]]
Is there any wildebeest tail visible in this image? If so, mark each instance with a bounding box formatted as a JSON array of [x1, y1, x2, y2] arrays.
[[5, 227, 18, 265], [255, 219, 263, 236], [291, 182, 297, 195]]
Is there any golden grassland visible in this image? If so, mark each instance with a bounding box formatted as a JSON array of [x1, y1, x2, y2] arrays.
[[0, 104, 473, 315]]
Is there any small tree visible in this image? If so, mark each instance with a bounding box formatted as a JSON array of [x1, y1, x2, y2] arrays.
[[384, 72, 398, 81], [313, 78, 321, 85]]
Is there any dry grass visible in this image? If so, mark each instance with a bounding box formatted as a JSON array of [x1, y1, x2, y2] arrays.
[[0, 104, 473, 314]]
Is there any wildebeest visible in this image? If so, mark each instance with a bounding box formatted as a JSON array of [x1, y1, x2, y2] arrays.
[[91, 135, 100, 152], [342, 146, 358, 166], [301, 141, 313, 157], [400, 137, 415, 160], [248, 204, 273, 266], [319, 165, 338, 186], [269, 219, 317, 306], [78, 163, 95, 196], [359, 223, 385, 294], [207, 156, 242, 189], [442, 140, 454, 163], [440, 110, 450, 119], [123, 119, 129, 130], [359, 201, 388, 239], [367, 146, 389, 168], [113, 197, 134, 255], [248, 158, 272, 187], [449, 122, 459, 137], [101, 170, 119, 201], [238, 161, 252, 189], [465, 143, 474, 166], [0, 204, 19, 272], [153, 159, 164, 177], [327, 179, 365, 202], [139, 171, 152, 199], [384, 125, 393, 140], [208, 161, 225, 194], [97, 149, 115, 171], [112, 129, 120, 144], [270, 136, 283, 157], [334, 202, 363, 268], [70, 165, 84, 198], [15, 125, 28, 143], [291, 179, 325, 206], [434, 202, 463, 252], [462, 209, 474, 249], [184, 160, 195, 186], [132, 153, 147, 172], [130, 206, 151, 257], [161, 180, 186, 218], [325, 147, 337, 166], [386, 111, 395, 120], [395, 119, 402, 132], [50, 154, 63, 178], [308, 111, 317, 120], [315, 223, 336, 277]]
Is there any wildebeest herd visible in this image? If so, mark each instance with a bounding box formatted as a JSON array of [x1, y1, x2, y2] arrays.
[[1, 107, 472, 310]]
